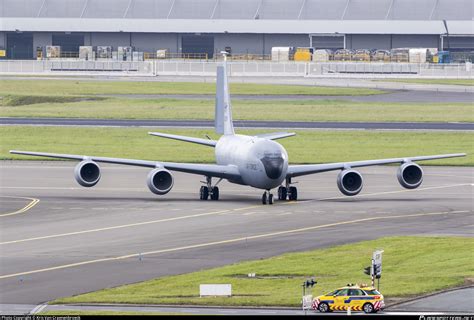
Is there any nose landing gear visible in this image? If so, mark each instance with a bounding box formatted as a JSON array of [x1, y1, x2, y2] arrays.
[[262, 190, 274, 205], [278, 178, 298, 201], [200, 176, 221, 201]]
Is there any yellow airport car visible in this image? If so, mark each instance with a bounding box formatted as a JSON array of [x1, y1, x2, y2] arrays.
[[312, 284, 385, 313]]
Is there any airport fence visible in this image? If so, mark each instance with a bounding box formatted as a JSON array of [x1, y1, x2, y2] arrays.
[[0, 59, 472, 78]]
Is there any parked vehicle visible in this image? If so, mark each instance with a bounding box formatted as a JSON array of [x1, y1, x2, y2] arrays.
[[312, 284, 385, 313]]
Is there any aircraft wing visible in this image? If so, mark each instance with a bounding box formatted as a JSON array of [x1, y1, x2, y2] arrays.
[[148, 132, 217, 147], [287, 153, 466, 178], [254, 132, 296, 140], [10, 150, 240, 179]]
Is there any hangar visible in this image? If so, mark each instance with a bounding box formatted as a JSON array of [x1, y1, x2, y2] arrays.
[[0, 0, 473, 59]]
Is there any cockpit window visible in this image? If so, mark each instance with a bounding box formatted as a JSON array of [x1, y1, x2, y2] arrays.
[[260, 154, 284, 179]]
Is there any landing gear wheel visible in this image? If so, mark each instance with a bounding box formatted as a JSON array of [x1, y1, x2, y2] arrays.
[[200, 186, 209, 200], [268, 193, 274, 205], [210, 186, 219, 200], [289, 186, 298, 201], [262, 192, 267, 205], [363, 303, 374, 314], [278, 186, 287, 200]]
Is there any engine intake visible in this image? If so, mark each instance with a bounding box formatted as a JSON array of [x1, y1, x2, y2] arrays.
[[397, 163, 423, 189], [337, 169, 363, 196], [147, 168, 174, 195], [74, 160, 101, 187]]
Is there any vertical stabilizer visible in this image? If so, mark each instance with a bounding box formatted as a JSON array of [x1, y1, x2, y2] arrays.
[[215, 55, 235, 135]]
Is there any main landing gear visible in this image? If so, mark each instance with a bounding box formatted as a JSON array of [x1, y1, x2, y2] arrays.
[[277, 178, 298, 201], [200, 176, 222, 200]]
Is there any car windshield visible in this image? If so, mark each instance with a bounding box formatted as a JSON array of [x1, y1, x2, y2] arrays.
[[364, 289, 381, 295], [335, 289, 349, 296], [327, 289, 341, 296]]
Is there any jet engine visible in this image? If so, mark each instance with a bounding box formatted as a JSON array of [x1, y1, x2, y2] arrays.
[[74, 160, 101, 187], [337, 169, 363, 196], [397, 162, 423, 189], [147, 168, 174, 195]]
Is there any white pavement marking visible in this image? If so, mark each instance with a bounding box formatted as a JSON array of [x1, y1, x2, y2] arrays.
[[29, 304, 47, 315], [319, 183, 472, 201], [0, 205, 260, 245], [0, 210, 470, 280]]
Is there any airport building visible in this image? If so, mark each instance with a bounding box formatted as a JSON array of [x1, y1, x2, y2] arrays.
[[0, 0, 473, 59]]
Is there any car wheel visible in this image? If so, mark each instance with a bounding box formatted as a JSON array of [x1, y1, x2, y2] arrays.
[[318, 302, 330, 313], [363, 303, 374, 314]]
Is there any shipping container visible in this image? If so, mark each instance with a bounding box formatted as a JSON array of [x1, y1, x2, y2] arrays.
[[271, 47, 294, 61], [408, 48, 428, 63]]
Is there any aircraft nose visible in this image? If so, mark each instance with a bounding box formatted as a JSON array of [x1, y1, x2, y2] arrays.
[[260, 155, 284, 179]]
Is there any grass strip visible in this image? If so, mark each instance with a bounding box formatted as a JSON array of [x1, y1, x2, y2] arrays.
[[1, 97, 472, 123], [51, 236, 474, 307], [2, 126, 471, 166], [0, 80, 384, 96]]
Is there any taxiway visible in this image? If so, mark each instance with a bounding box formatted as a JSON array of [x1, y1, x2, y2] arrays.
[[0, 161, 472, 306]]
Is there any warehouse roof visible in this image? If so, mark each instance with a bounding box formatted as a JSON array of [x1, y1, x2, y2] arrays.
[[0, 0, 472, 35], [2, 18, 472, 35], [1, 0, 472, 20]]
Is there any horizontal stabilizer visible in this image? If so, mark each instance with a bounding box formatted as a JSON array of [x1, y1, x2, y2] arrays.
[[254, 132, 296, 141], [148, 132, 216, 147]]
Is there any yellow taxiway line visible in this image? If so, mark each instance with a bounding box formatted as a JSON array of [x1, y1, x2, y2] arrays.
[[0, 196, 40, 218], [0, 209, 470, 280]]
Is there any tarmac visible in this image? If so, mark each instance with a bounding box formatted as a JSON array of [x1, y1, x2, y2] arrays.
[[2, 117, 472, 131], [0, 161, 472, 312]]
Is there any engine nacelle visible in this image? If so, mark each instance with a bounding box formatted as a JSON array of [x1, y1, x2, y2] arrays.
[[147, 168, 174, 195], [74, 160, 101, 187], [337, 169, 363, 196], [397, 162, 423, 189]]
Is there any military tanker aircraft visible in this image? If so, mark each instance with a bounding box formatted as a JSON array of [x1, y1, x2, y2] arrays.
[[10, 54, 465, 204]]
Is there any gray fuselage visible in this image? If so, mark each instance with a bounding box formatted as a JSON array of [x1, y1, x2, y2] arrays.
[[215, 134, 288, 189]]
